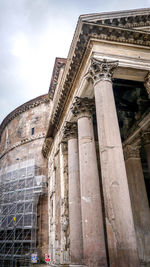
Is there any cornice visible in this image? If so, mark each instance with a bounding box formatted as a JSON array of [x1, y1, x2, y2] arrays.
[[0, 133, 46, 160], [43, 10, 150, 157], [80, 8, 150, 30], [51, 22, 150, 128], [42, 137, 53, 158], [0, 94, 49, 140], [48, 57, 67, 100]]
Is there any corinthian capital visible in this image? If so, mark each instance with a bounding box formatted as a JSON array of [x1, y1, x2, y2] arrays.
[[71, 97, 95, 118], [87, 57, 118, 85], [144, 72, 150, 99], [63, 121, 78, 140], [124, 145, 140, 161]]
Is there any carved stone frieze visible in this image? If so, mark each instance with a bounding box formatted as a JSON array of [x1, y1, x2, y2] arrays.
[[124, 144, 140, 160], [71, 97, 95, 118], [63, 121, 78, 140], [144, 72, 150, 99], [87, 57, 119, 85], [50, 21, 150, 129]]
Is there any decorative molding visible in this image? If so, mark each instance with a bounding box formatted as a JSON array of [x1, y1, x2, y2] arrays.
[[87, 57, 118, 85], [0, 133, 46, 160], [124, 144, 140, 160], [42, 137, 53, 158], [0, 94, 49, 140], [48, 58, 66, 100], [71, 97, 95, 118], [81, 8, 150, 30], [51, 21, 150, 129], [144, 72, 150, 99], [63, 121, 78, 140]]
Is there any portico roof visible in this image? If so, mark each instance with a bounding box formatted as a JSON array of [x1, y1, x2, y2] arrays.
[[42, 8, 150, 157]]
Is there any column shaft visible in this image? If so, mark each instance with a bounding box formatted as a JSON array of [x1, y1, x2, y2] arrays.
[[142, 131, 150, 176], [124, 145, 150, 266], [77, 114, 107, 267], [145, 144, 150, 175], [68, 137, 83, 264], [94, 78, 139, 267], [60, 143, 69, 264]]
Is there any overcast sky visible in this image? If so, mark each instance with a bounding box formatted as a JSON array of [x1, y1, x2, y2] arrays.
[[0, 0, 150, 123]]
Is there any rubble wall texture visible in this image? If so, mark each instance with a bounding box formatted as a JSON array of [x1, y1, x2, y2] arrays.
[[0, 94, 50, 261]]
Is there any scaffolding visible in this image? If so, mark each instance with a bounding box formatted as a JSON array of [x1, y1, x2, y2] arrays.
[[0, 160, 46, 267]]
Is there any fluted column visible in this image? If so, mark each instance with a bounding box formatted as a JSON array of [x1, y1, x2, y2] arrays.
[[71, 97, 107, 267], [124, 144, 150, 267], [63, 122, 83, 265], [88, 58, 140, 267]]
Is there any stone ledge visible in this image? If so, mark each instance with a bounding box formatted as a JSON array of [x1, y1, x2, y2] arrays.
[[0, 133, 46, 159], [0, 94, 49, 140]]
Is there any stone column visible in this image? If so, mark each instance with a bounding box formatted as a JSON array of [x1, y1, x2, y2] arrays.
[[49, 160, 56, 264], [142, 131, 150, 176], [63, 122, 83, 265], [124, 144, 150, 267], [59, 142, 69, 264], [88, 57, 140, 267], [71, 97, 107, 267]]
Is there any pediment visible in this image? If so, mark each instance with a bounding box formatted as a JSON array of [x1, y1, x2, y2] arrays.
[[80, 8, 150, 31]]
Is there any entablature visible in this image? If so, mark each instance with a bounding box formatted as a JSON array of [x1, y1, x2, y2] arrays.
[[42, 9, 150, 157]]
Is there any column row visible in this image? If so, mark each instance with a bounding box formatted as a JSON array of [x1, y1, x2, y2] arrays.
[[64, 98, 107, 267], [63, 58, 140, 267]]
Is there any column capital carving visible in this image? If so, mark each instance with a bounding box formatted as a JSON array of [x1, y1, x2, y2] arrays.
[[144, 72, 150, 99], [141, 130, 150, 146], [71, 97, 95, 119], [63, 121, 78, 140], [87, 57, 118, 85], [124, 145, 140, 161]]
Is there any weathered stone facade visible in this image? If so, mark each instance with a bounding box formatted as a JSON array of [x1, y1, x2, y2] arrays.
[[43, 8, 150, 267], [1, 7, 150, 267], [0, 94, 50, 266]]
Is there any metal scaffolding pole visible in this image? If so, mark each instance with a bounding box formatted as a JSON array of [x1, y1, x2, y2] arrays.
[[0, 159, 46, 267]]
